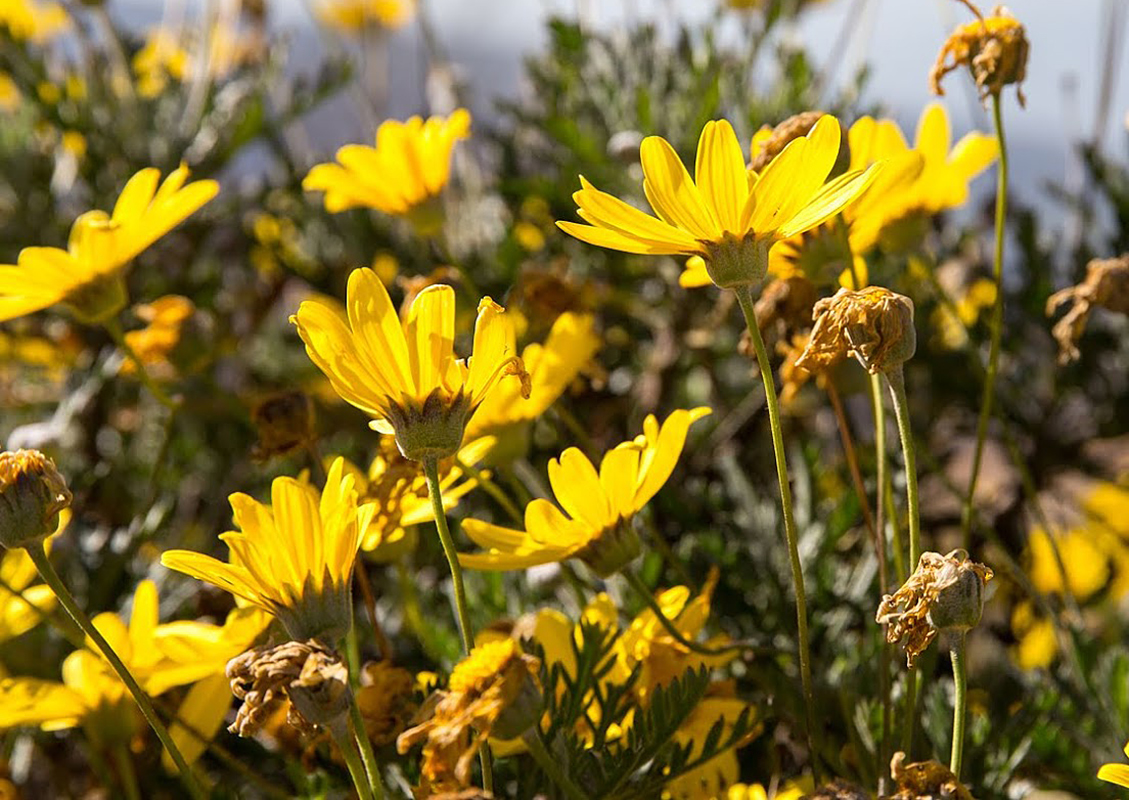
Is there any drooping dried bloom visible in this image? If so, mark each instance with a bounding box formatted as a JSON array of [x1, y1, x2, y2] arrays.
[[749, 110, 840, 173], [250, 391, 316, 461], [356, 660, 417, 746], [227, 640, 349, 738], [397, 639, 541, 795], [1046, 255, 1129, 364], [0, 450, 71, 550], [888, 752, 974, 800], [930, 3, 1029, 106], [876, 550, 993, 667], [795, 286, 916, 375]]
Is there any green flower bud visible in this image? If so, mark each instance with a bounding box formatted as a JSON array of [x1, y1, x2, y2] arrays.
[[0, 450, 72, 550]]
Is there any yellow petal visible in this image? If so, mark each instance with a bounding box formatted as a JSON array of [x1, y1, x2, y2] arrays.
[[112, 168, 160, 224], [549, 448, 612, 531], [679, 256, 713, 288], [465, 296, 515, 403], [600, 445, 640, 520], [556, 220, 691, 256], [406, 284, 455, 398], [128, 579, 160, 654], [695, 120, 747, 233], [164, 673, 232, 772], [634, 407, 711, 510], [777, 164, 881, 240], [347, 268, 413, 399], [747, 116, 839, 235], [1099, 764, 1129, 788], [915, 103, 951, 165], [640, 135, 720, 239]]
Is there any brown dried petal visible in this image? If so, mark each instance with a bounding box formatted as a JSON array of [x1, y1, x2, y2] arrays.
[[1046, 254, 1129, 364]]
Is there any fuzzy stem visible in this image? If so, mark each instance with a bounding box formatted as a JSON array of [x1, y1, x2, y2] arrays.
[[348, 698, 386, 800], [422, 456, 493, 794], [885, 367, 921, 568], [25, 544, 205, 800], [734, 284, 820, 782], [331, 724, 376, 800], [103, 318, 178, 411], [961, 92, 1009, 549], [950, 633, 968, 779], [524, 728, 587, 800]]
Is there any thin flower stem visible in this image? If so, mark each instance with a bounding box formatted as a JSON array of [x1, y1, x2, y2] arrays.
[[866, 372, 893, 796], [961, 92, 1009, 549], [523, 729, 587, 800], [25, 543, 206, 800], [455, 456, 523, 524], [331, 724, 376, 800], [825, 381, 879, 567], [901, 666, 918, 756], [422, 456, 494, 795], [885, 367, 921, 568], [622, 568, 748, 657], [871, 374, 906, 585], [348, 698, 386, 800], [103, 318, 178, 411], [112, 743, 143, 800], [949, 632, 968, 779], [734, 284, 820, 783]]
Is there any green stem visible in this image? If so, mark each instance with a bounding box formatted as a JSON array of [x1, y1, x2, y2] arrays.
[[950, 633, 968, 779], [869, 373, 891, 587], [112, 743, 142, 800], [961, 92, 1009, 549], [103, 318, 178, 411], [25, 544, 205, 800], [622, 568, 747, 657], [885, 367, 921, 568], [523, 729, 587, 800], [331, 724, 376, 800], [422, 456, 493, 794], [734, 285, 820, 783], [901, 666, 917, 756], [348, 698, 386, 800]]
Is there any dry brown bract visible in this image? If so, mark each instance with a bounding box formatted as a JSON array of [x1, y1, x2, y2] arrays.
[[751, 111, 832, 172], [885, 752, 974, 800], [227, 640, 349, 738], [795, 287, 916, 376], [876, 550, 993, 667], [929, 3, 1028, 106], [1046, 254, 1129, 365], [397, 639, 541, 797]]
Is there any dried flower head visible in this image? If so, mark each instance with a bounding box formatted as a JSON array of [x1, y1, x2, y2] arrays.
[[888, 752, 974, 800], [0, 449, 71, 550], [356, 660, 417, 746], [250, 391, 316, 461], [226, 640, 349, 738], [1046, 254, 1129, 365], [749, 110, 842, 172], [876, 550, 993, 667], [805, 780, 870, 800], [930, 3, 1029, 106], [795, 286, 917, 375], [397, 639, 541, 795]]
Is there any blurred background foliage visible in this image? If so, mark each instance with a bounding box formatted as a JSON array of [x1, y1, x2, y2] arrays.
[[1, 0, 1127, 798]]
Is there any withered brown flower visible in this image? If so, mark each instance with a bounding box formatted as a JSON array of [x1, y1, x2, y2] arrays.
[[886, 752, 974, 800], [750, 111, 848, 173], [876, 550, 993, 667], [397, 639, 541, 796], [929, 3, 1029, 106], [1046, 254, 1129, 365], [795, 286, 916, 376], [0, 449, 72, 550], [356, 660, 417, 747]]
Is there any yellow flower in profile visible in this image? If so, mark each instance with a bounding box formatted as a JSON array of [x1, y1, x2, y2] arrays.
[[341, 434, 495, 558], [132, 29, 191, 98], [1027, 526, 1110, 603], [0, 0, 68, 43], [1100, 742, 1129, 789], [0, 165, 218, 324], [0, 580, 266, 753], [317, 0, 416, 32], [161, 457, 366, 642], [557, 116, 879, 289], [460, 407, 710, 577], [292, 268, 529, 461], [303, 109, 470, 233], [464, 311, 600, 445]]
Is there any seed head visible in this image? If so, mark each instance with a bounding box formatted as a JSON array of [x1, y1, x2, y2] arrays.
[[795, 286, 916, 375]]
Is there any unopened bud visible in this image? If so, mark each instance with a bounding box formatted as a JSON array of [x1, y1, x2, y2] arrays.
[[0, 450, 72, 550]]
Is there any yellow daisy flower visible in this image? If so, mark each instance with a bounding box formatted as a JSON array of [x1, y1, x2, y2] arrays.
[[132, 29, 192, 98], [1100, 742, 1129, 789], [317, 0, 416, 32], [463, 311, 600, 445], [161, 457, 366, 642], [0, 72, 20, 113], [0, 0, 68, 43], [0, 580, 267, 754], [291, 267, 529, 461], [303, 109, 470, 233], [0, 165, 219, 324], [459, 407, 710, 577], [557, 115, 879, 289], [664, 692, 758, 800]]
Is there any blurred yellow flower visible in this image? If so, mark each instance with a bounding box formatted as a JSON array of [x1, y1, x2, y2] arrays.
[[0, 73, 20, 113], [664, 692, 757, 800], [342, 434, 494, 558], [1100, 742, 1129, 789], [459, 407, 710, 576], [0, 0, 68, 43], [161, 457, 366, 641], [931, 277, 997, 350], [1010, 601, 1056, 672], [0, 580, 266, 754], [292, 268, 529, 461], [1028, 526, 1110, 603], [303, 109, 470, 232], [122, 295, 195, 379], [0, 165, 218, 324], [132, 29, 191, 98], [464, 311, 600, 444], [725, 782, 806, 800], [317, 0, 416, 32], [558, 116, 879, 289], [0, 511, 69, 644]]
